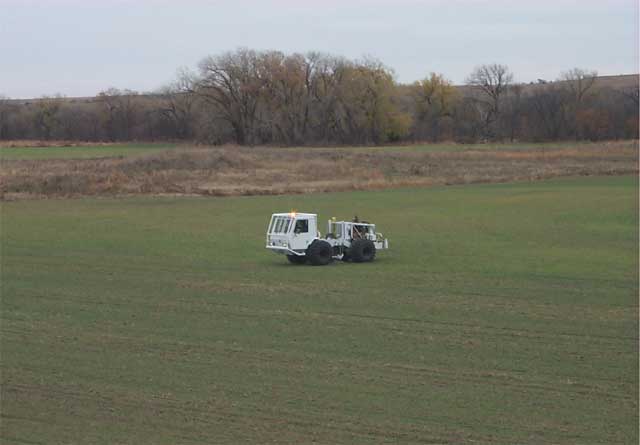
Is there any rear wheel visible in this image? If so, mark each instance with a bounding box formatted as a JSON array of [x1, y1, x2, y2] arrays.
[[287, 254, 306, 265], [350, 239, 376, 263], [306, 240, 333, 266]]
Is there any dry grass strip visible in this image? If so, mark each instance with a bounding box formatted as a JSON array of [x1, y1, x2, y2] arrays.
[[1, 141, 637, 199]]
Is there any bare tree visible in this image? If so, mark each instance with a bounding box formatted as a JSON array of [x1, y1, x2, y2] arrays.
[[558, 69, 598, 139], [256, 52, 301, 145], [529, 84, 571, 141], [118, 90, 140, 140], [0, 95, 11, 139], [197, 48, 266, 145], [306, 53, 350, 143], [330, 57, 408, 144], [466, 64, 513, 138], [410, 73, 458, 141], [502, 84, 524, 142], [97, 88, 140, 141], [560, 68, 598, 103], [98, 88, 121, 141], [156, 68, 198, 139], [57, 104, 85, 140], [620, 85, 639, 107], [32, 95, 63, 140]]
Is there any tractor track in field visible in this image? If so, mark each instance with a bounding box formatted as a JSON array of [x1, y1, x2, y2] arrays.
[[4, 349, 633, 443], [4, 289, 637, 345], [3, 319, 635, 404], [2, 382, 471, 444]]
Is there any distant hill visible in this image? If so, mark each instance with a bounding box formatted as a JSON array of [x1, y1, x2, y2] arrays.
[[452, 74, 638, 96], [515, 73, 638, 93], [585, 74, 639, 89], [8, 74, 639, 104]]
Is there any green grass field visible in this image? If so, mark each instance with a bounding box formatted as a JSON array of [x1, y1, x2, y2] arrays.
[[1, 176, 638, 444], [0, 140, 605, 161], [0, 143, 178, 160]]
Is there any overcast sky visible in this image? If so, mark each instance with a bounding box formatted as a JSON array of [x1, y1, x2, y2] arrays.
[[1, 0, 638, 98]]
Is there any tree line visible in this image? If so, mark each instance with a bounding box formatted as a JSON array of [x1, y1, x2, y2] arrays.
[[1, 49, 638, 145]]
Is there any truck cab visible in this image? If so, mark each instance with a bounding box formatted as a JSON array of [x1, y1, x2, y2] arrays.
[[266, 212, 317, 255]]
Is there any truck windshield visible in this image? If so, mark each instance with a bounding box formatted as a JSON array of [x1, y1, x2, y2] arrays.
[[271, 216, 293, 234]]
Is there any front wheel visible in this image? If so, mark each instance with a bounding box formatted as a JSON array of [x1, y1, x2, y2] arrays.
[[349, 239, 376, 263], [306, 240, 333, 266]]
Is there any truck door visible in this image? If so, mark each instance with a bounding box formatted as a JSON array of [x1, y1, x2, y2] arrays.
[[290, 217, 316, 251]]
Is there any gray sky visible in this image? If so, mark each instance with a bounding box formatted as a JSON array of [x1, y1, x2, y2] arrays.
[[1, 0, 638, 99]]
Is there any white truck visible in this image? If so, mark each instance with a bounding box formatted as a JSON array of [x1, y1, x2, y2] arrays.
[[265, 212, 389, 265]]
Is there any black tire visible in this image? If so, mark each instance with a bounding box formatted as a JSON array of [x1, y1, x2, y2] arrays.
[[287, 254, 306, 265], [350, 239, 376, 263], [306, 240, 333, 266]]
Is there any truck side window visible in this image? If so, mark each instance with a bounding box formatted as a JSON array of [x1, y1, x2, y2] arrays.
[[294, 219, 308, 234]]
